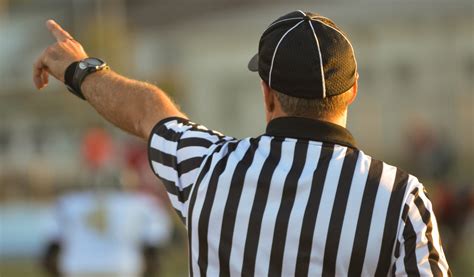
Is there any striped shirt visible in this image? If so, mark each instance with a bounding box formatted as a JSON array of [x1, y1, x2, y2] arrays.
[[148, 116, 451, 276]]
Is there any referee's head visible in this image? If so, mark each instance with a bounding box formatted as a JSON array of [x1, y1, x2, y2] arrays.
[[248, 11, 358, 125]]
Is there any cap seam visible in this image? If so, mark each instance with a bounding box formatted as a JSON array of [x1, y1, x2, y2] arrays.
[[266, 17, 304, 31], [308, 21, 327, 98], [313, 18, 358, 73], [268, 20, 304, 88], [296, 10, 306, 16]]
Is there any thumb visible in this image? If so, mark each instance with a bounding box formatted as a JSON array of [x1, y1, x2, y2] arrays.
[[46, 19, 73, 42]]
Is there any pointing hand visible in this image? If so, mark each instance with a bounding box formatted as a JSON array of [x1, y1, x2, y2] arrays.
[[33, 20, 88, 90]]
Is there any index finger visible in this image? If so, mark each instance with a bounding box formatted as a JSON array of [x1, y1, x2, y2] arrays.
[[46, 19, 73, 42]]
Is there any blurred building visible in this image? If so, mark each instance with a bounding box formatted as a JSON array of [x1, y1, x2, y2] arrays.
[[0, 0, 472, 178]]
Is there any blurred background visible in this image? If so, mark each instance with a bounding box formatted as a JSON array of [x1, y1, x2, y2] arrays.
[[0, 0, 473, 276]]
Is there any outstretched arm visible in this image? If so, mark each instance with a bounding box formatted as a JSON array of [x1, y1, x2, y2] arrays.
[[33, 20, 186, 140]]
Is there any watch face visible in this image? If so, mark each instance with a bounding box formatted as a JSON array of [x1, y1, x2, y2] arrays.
[[84, 58, 104, 67]]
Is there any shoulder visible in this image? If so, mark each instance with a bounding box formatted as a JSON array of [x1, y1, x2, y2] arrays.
[[149, 117, 233, 142], [357, 150, 424, 197]]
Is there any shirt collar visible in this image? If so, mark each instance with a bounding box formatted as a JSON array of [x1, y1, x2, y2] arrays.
[[265, 116, 357, 149]]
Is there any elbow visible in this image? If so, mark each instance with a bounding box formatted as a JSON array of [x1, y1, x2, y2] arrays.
[[136, 100, 161, 141], [136, 116, 153, 141]]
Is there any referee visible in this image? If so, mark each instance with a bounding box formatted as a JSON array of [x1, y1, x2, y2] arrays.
[[34, 11, 451, 277]]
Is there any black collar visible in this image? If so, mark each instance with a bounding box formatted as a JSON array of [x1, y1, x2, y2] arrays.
[[265, 117, 357, 149]]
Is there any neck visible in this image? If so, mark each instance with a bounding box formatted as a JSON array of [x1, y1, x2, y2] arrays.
[[268, 110, 348, 128], [327, 111, 347, 128]]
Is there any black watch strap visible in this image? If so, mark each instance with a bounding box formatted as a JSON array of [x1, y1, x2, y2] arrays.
[[64, 58, 108, 100], [64, 62, 86, 100]]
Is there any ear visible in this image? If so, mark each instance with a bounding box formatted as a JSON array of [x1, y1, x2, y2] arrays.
[[261, 80, 275, 112]]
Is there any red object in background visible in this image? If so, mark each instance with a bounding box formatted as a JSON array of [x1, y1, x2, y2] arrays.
[[124, 142, 148, 171], [81, 128, 114, 169], [123, 141, 168, 202]]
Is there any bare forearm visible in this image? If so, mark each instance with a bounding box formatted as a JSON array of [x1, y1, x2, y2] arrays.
[[82, 70, 186, 140]]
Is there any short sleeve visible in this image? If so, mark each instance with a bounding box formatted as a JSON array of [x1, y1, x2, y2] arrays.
[[391, 182, 451, 276], [147, 117, 235, 223]]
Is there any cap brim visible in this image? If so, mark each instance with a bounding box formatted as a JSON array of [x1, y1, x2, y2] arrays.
[[247, 54, 259, 72]]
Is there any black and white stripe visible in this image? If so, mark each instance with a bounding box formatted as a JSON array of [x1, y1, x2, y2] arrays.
[[148, 117, 451, 276]]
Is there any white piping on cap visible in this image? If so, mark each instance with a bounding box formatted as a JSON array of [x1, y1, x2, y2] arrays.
[[266, 17, 304, 31], [268, 20, 304, 88], [296, 10, 306, 16], [308, 21, 327, 98], [314, 17, 358, 73]]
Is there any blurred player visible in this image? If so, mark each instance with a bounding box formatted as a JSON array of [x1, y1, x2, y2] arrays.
[[42, 129, 172, 277]]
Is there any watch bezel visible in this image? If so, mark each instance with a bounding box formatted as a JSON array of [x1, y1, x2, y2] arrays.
[[80, 58, 107, 71]]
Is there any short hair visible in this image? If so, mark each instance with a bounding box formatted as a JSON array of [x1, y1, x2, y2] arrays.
[[273, 88, 353, 120]]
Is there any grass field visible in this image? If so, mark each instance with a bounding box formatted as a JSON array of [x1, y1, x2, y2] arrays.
[[0, 243, 188, 277]]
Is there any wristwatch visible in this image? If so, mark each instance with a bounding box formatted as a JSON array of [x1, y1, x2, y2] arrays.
[[64, 57, 108, 100]]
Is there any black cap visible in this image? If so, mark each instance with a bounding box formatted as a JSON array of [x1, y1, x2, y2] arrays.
[[248, 11, 357, 99]]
